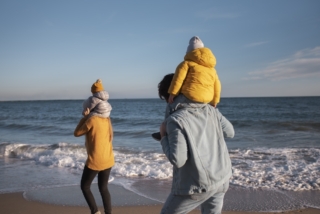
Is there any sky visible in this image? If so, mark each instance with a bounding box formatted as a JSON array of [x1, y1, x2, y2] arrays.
[[0, 0, 320, 101]]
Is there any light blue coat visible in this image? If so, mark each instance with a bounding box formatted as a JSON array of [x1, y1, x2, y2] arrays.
[[161, 103, 234, 195]]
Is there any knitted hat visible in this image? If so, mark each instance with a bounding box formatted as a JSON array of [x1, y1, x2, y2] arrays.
[[186, 36, 204, 53], [91, 79, 104, 93]]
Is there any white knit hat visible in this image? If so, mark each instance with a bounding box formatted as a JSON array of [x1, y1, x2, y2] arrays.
[[186, 36, 204, 53]]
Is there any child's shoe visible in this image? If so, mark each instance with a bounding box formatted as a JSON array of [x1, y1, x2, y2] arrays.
[[152, 132, 161, 141]]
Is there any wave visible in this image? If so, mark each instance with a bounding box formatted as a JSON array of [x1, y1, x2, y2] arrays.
[[1, 143, 319, 191], [0, 142, 87, 169], [0, 117, 320, 132], [113, 130, 153, 138], [230, 147, 320, 191], [112, 118, 160, 128], [0, 122, 74, 137], [232, 120, 320, 132], [0, 122, 50, 130]]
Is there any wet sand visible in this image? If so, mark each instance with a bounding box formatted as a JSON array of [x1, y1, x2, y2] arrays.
[[1, 192, 319, 214]]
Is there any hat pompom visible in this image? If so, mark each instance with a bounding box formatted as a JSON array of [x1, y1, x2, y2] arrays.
[[91, 79, 104, 93]]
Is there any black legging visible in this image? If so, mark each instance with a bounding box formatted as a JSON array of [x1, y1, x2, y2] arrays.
[[81, 165, 112, 214]]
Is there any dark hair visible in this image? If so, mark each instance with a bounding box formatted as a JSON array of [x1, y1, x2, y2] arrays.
[[158, 73, 174, 101]]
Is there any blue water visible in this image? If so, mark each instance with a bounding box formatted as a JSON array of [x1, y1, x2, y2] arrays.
[[0, 97, 320, 211], [2, 97, 319, 149]]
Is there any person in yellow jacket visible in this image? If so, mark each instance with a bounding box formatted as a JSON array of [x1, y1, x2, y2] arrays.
[[168, 36, 221, 106], [152, 36, 221, 141], [74, 79, 115, 214]]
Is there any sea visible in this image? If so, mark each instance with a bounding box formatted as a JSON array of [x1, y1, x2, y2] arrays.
[[0, 97, 319, 212]]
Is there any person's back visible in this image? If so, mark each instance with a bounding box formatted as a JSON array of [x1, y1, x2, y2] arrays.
[[74, 116, 114, 171], [158, 73, 234, 214], [162, 102, 234, 195], [168, 36, 221, 107]]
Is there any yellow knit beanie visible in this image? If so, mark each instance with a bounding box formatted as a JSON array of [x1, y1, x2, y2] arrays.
[[91, 79, 104, 93]]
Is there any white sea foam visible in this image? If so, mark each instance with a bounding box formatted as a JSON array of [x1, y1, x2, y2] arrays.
[[112, 151, 172, 179], [1, 143, 173, 179], [3, 143, 87, 171], [230, 147, 320, 191], [1, 143, 319, 191]]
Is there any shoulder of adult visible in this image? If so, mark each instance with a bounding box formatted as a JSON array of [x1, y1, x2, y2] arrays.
[[166, 107, 190, 127], [208, 105, 223, 119], [85, 114, 96, 124]]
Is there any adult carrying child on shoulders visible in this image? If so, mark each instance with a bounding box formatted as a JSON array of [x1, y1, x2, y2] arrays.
[[74, 79, 114, 214]]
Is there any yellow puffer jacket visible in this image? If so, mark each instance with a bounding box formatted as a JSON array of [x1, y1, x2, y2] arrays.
[[168, 47, 221, 105], [74, 116, 114, 171]]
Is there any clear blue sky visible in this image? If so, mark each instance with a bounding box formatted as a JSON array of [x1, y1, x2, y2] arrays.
[[1, 0, 319, 101]]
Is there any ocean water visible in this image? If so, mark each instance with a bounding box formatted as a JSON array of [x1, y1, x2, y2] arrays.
[[0, 97, 319, 211]]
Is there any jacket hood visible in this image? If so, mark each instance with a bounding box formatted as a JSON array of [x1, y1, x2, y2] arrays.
[[184, 47, 216, 68], [168, 99, 207, 115], [93, 91, 109, 101]]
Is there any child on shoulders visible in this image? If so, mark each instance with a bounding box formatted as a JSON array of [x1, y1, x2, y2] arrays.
[[152, 36, 221, 140], [82, 79, 112, 118], [168, 36, 221, 107]]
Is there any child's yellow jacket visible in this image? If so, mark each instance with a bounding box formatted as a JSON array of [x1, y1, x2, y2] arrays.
[[74, 116, 114, 171], [168, 47, 221, 105]]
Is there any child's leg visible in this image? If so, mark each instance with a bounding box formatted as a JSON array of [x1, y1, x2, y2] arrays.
[[165, 94, 194, 118]]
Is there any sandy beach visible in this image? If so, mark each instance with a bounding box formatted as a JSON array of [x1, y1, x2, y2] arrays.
[[1, 192, 319, 214], [0, 178, 319, 214]]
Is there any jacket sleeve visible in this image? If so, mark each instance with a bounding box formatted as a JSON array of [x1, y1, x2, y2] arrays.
[[210, 71, 221, 106], [217, 109, 234, 138], [160, 119, 188, 168], [168, 61, 189, 95], [74, 117, 91, 137]]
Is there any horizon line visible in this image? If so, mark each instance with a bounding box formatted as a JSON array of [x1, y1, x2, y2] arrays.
[[1, 95, 319, 102]]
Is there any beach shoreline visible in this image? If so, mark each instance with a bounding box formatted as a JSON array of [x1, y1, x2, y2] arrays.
[[2, 179, 320, 213], [1, 98, 320, 213], [1, 192, 319, 214]]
